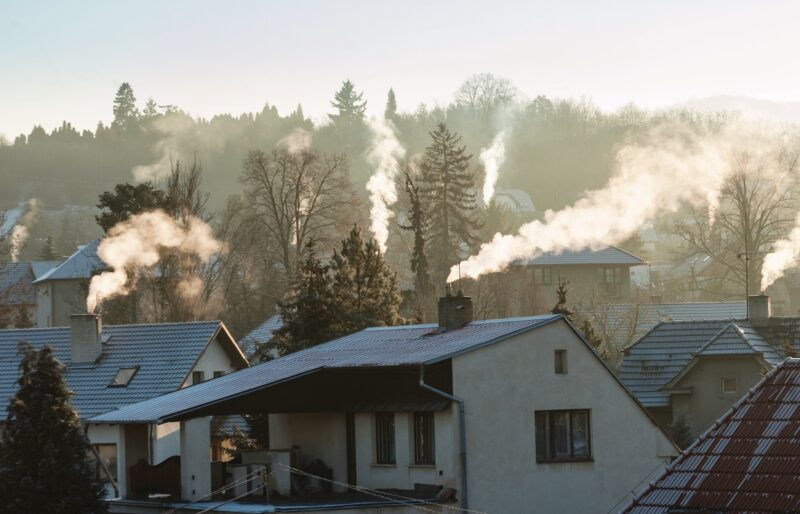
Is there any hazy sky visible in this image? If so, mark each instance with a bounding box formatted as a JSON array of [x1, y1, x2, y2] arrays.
[[2, 0, 799, 138]]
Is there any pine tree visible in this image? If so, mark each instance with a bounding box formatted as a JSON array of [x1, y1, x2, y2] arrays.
[[385, 88, 398, 119], [0, 345, 106, 513], [329, 80, 367, 123], [418, 123, 480, 285], [112, 82, 139, 130], [551, 277, 575, 318], [402, 171, 434, 320], [142, 97, 159, 118], [38, 235, 57, 260]]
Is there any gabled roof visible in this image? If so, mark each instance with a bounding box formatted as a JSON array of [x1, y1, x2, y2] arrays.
[[623, 358, 800, 514], [620, 319, 792, 408], [33, 240, 106, 283], [0, 263, 36, 305], [494, 187, 536, 213], [0, 320, 246, 419], [238, 314, 283, 357], [512, 245, 645, 267], [90, 315, 562, 424]]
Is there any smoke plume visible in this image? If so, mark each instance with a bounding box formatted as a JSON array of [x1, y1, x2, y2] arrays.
[[480, 129, 509, 205], [278, 127, 312, 153], [9, 199, 40, 262], [449, 124, 737, 282], [87, 210, 222, 312], [761, 214, 800, 291], [366, 117, 406, 252]]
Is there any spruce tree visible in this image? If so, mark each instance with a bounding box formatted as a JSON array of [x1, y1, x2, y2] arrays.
[[385, 88, 398, 119], [418, 123, 480, 285], [0, 345, 106, 513], [329, 80, 367, 123], [402, 171, 435, 320], [112, 82, 139, 130], [142, 97, 159, 118]]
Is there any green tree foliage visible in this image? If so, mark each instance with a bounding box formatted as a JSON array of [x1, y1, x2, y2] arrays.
[[112, 82, 139, 130], [276, 228, 401, 355], [142, 97, 159, 118], [96, 182, 167, 233], [419, 123, 480, 284], [329, 80, 367, 124], [385, 88, 398, 119], [550, 277, 575, 318], [0, 345, 107, 513], [402, 171, 434, 320]]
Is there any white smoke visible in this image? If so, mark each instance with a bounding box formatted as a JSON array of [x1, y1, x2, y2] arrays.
[[366, 117, 406, 252], [449, 123, 741, 282], [278, 128, 312, 153], [480, 129, 509, 205], [8, 199, 40, 262], [87, 210, 222, 312], [761, 214, 800, 291]]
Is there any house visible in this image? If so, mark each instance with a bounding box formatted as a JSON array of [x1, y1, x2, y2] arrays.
[[33, 239, 106, 327], [0, 260, 60, 326], [619, 295, 796, 438], [0, 314, 248, 497], [238, 313, 282, 359], [90, 293, 676, 514], [493, 187, 536, 217], [622, 357, 800, 514]]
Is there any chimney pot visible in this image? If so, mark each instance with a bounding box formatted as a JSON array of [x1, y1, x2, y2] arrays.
[[70, 313, 102, 364], [438, 291, 473, 331], [748, 295, 771, 321]]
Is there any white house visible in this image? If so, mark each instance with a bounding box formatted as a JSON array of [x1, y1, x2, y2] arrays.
[[0, 314, 248, 498], [92, 293, 676, 514]]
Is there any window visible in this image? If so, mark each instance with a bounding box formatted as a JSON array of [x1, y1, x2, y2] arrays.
[[413, 412, 436, 465], [192, 371, 205, 385], [108, 367, 139, 387], [599, 268, 623, 285], [535, 410, 591, 463], [554, 350, 567, 374], [93, 444, 118, 482], [722, 377, 738, 395], [213, 371, 225, 379], [375, 413, 396, 464], [534, 268, 553, 286]]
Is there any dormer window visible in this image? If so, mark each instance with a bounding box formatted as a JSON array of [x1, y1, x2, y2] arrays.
[[108, 367, 139, 387]]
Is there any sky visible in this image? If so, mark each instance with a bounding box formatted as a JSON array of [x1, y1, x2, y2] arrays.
[[2, 0, 800, 139]]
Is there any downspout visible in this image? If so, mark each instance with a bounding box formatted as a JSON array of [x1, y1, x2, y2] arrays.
[[419, 365, 468, 510], [83, 422, 120, 498]]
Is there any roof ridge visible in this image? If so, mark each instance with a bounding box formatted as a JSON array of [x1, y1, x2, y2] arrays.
[[694, 322, 750, 355], [607, 244, 646, 263]]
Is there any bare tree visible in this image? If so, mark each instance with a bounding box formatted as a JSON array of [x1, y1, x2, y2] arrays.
[[240, 148, 357, 283], [455, 73, 518, 117]]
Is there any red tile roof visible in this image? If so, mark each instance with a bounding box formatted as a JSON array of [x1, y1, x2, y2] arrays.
[[623, 358, 800, 514]]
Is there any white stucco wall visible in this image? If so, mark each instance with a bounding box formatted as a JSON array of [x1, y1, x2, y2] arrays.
[[180, 417, 212, 501], [180, 334, 236, 388], [452, 319, 675, 514], [86, 423, 125, 498]]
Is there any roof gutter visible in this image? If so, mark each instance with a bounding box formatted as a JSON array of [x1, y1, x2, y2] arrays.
[[418, 365, 468, 510]]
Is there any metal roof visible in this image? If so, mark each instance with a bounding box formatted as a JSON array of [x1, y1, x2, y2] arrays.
[[622, 358, 800, 514], [620, 319, 792, 408], [89, 315, 562, 424], [0, 321, 239, 419], [238, 314, 283, 357], [512, 245, 645, 266], [494, 187, 536, 213], [33, 240, 106, 283], [0, 263, 36, 305]]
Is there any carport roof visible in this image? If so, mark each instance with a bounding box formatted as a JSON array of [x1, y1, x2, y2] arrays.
[[89, 315, 561, 424]]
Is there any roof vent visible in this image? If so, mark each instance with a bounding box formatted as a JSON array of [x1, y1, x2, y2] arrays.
[[70, 313, 102, 364], [748, 295, 771, 321], [438, 286, 473, 332]]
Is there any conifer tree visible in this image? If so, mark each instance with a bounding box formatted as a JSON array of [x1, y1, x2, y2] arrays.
[[550, 277, 575, 318], [142, 97, 159, 118], [112, 82, 139, 130], [418, 123, 480, 285], [329, 80, 367, 123], [0, 345, 106, 513], [385, 88, 398, 119], [403, 171, 434, 320]]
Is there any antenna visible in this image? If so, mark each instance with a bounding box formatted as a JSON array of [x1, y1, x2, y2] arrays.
[[458, 261, 462, 293]]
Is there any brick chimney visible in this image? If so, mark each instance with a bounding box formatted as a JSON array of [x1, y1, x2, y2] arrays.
[[748, 295, 771, 321], [70, 313, 102, 364], [438, 288, 473, 332]]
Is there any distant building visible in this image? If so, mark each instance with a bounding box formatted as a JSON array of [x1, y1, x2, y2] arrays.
[[93, 294, 676, 514], [238, 313, 282, 359], [0, 260, 60, 326], [493, 187, 536, 216], [622, 357, 800, 514], [620, 295, 795, 438]]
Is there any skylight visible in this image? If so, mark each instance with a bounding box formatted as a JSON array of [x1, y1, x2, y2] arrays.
[[108, 367, 139, 387]]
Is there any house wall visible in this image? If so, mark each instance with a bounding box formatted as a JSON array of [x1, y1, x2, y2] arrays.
[[87, 423, 125, 498], [38, 279, 86, 327], [180, 334, 237, 388], [452, 319, 675, 514], [670, 356, 767, 437]]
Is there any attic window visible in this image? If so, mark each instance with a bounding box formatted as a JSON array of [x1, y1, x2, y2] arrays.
[[108, 367, 139, 388]]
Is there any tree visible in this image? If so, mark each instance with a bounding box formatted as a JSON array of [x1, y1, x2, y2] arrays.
[[96, 182, 167, 233], [550, 277, 575, 318], [667, 414, 695, 450], [143, 97, 159, 118], [455, 73, 517, 117], [13, 306, 33, 329], [385, 88, 398, 120], [275, 228, 401, 355], [329, 80, 367, 124], [38, 235, 58, 260], [402, 170, 434, 320], [240, 147, 356, 283], [111, 82, 139, 130], [0, 344, 106, 513], [418, 123, 481, 285]]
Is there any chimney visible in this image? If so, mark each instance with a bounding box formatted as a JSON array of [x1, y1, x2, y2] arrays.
[[748, 295, 771, 321], [70, 313, 102, 364], [438, 288, 473, 332]]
